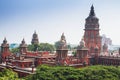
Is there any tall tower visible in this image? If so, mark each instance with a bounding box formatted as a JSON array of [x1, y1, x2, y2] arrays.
[[19, 38, 27, 54], [56, 33, 68, 65], [1, 38, 9, 53], [84, 5, 101, 56], [31, 31, 39, 45], [1, 38, 11, 62]]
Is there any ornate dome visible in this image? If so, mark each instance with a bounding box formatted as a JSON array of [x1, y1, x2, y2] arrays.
[[31, 31, 39, 45], [57, 33, 67, 50], [22, 38, 25, 44], [86, 5, 99, 21], [77, 37, 88, 50], [33, 31, 38, 39], [80, 38, 85, 48], [61, 33, 66, 42], [3, 37, 7, 44], [1, 37, 9, 47], [20, 38, 27, 47]]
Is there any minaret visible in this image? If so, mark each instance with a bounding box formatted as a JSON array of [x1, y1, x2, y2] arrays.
[[84, 5, 101, 56], [31, 31, 39, 45], [56, 33, 68, 65], [19, 38, 27, 54]]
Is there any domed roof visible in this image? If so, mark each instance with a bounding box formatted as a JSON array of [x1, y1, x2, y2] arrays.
[[60, 33, 66, 43], [86, 5, 98, 20], [80, 38, 85, 48], [1, 37, 9, 47], [20, 38, 27, 47], [22, 38, 25, 44], [77, 37, 88, 50], [3, 37, 7, 44], [57, 33, 67, 50], [61, 33, 65, 40], [33, 31, 38, 39], [31, 31, 39, 44], [86, 16, 98, 20]]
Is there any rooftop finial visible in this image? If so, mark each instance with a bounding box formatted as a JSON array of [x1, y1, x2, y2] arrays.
[[89, 5, 95, 16], [22, 38, 25, 44], [60, 33, 66, 43], [61, 33, 65, 40]]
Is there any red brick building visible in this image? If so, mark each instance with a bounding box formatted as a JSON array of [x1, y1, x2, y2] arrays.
[[1, 38, 11, 62], [84, 5, 101, 56], [0, 5, 120, 78]]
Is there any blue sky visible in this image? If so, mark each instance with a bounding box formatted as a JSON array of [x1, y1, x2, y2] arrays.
[[0, 0, 120, 45]]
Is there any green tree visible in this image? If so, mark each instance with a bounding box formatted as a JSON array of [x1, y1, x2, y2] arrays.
[[54, 41, 60, 49], [25, 65, 120, 80], [11, 47, 19, 53], [0, 68, 20, 80], [28, 44, 35, 51], [67, 44, 71, 50], [38, 43, 55, 52], [28, 43, 55, 52]]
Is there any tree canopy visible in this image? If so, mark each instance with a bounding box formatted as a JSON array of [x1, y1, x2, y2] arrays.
[[25, 65, 120, 80], [1, 65, 120, 80], [28, 43, 55, 52], [0, 68, 20, 80], [11, 47, 19, 53]]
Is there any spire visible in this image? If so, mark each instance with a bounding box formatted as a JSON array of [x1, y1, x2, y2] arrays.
[[3, 37, 7, 44], [89, 5, 95, 16], [22, 38, 25, 44], [61, 33, 66, 43], [34, 30, 36, 34], [61, 33, 65, 39]]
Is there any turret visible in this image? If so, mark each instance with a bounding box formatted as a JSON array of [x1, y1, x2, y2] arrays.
[[1, 38, 9, 53], [77, 37, 89, 65], [31, 31, 39, 45], [19, 38, 27, 54], [56, 33, 68, 65], [1, 38, 11, 62]]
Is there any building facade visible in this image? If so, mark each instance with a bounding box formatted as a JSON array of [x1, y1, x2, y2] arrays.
[[0, 5, 120, 78]]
